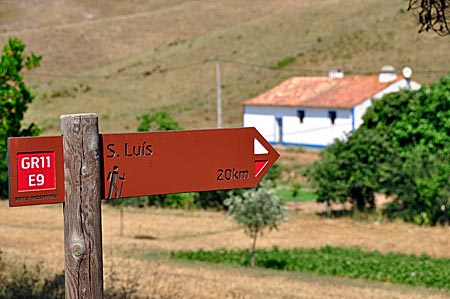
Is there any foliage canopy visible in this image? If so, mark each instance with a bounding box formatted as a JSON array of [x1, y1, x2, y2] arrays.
[[308, 75, 450, 225], [0, 38, 41, 197], [137, 110, 182, 132]]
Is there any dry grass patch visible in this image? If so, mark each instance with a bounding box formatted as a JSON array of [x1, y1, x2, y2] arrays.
[[1, 201, 450, 298], [101, 256, 449, 299], [3, 201, 450, 262]]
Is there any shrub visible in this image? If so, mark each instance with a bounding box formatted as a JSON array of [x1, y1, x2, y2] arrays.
[[224, 181, 288, 267], [275, 56, 296, 69], [0, 250, 63, 299], [0, 250, 147, 299], [137, 110, 182, 132], [172, 246, 450, 289]]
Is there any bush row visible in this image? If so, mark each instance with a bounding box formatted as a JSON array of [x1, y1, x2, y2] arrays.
[[172, 246, 450, 289]]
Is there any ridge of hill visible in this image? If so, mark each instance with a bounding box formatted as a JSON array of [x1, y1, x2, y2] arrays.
[[1, 0, 449, 134]]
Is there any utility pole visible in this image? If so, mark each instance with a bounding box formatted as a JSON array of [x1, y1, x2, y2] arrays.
[[216, 60, 223, 128]]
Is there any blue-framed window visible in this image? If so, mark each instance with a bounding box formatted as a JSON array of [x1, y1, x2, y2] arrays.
[[297, 110, 305, 123], [328, 110, 337, 125]]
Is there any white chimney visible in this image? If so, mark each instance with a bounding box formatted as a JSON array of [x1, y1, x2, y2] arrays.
[[378, 65, 397, 83], [329, 69, 344, 78]]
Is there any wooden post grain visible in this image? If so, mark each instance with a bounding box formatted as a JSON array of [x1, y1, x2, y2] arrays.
[[61, 114, 103, 299]]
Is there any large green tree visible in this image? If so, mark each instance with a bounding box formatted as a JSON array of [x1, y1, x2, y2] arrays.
[[308, 75, 450, 225], [0, 38, 41, 197], [307, 128, 396, 214], [376, 76, 450, 224]]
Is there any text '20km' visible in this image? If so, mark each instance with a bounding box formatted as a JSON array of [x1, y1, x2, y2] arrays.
[[217, 168, 250, 181]]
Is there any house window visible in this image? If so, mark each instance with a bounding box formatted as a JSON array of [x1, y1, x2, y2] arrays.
[[275, 117, 283, 144], [328, 111, 337, 125], [297, 110, 305, 123]]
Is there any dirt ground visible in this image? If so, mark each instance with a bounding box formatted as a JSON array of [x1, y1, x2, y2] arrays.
[[1, 200, 450, 299]]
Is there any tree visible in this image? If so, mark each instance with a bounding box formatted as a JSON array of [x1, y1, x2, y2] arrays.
[[376, 76, 450, 225], [224, 181, 288, 267], [106, 110, 184, 234], [381, 148, 450, 225], [0, 38, 41, 197], [408, 0, 450, 36], [307, 129, 396, 214], [137, 110, 182, 132], [137, 112, 182, 210], [308, 74, 450, 225]]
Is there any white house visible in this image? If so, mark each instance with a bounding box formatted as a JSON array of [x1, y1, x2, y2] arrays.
[[242, 67, 420, 148]]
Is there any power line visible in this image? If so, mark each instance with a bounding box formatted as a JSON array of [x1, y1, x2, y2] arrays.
[[29, 60, 211, 79], [218, 58, 325, 75], [218, 58, 449, 76], [26, 57, 449, 80]]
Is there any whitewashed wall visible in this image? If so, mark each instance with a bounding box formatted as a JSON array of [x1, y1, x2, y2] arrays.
[[374, 79, 421, 98], [353, 99, 371, 129], [243, 105, 353, 148]]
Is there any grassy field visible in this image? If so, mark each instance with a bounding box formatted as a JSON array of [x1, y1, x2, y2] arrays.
[[276, 188, 316, 202], [1, 0, 449, 135]]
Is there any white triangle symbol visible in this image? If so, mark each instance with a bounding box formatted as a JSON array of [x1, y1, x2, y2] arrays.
[[254, 138, 269, 155]]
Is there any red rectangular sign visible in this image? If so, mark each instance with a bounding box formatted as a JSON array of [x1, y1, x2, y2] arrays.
[[17, 152, 56, 192], [8, 136, 64, 207]]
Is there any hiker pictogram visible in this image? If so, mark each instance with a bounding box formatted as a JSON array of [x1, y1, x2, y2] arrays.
[[107, 165, 125, 199]]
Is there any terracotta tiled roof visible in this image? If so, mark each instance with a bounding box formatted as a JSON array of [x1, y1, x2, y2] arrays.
[[243, 76, 402, 109]]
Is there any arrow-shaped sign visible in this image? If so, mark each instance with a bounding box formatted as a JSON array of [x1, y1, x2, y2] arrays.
[[101, 127, 279, 199]]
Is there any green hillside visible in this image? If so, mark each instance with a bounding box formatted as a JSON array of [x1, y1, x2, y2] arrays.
[[1, 0, 449, 134]]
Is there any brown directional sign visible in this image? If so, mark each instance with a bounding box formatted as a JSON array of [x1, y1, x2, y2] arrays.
[[101, 127, 279, 199], [8, 136, 65, 207]]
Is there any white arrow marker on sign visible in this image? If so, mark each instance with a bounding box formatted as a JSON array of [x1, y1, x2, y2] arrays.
[[254, 138, 269, 154], [254, 137, 272, 177]]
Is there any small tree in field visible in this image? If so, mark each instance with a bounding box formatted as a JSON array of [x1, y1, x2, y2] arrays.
[[0, 38, 41, 197], [224, 181, 288, 267]]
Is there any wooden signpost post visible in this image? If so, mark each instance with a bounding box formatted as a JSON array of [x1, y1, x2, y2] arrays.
[[7, 113, 280, 299]]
